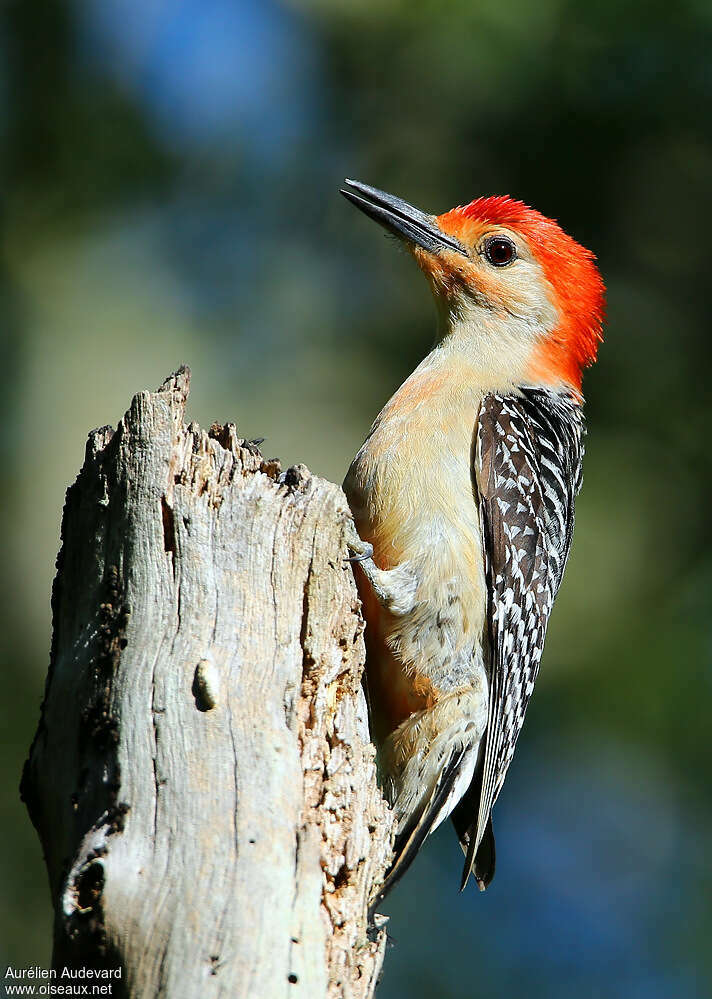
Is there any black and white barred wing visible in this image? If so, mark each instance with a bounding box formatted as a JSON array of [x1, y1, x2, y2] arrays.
[[465, 387, 585, 886]]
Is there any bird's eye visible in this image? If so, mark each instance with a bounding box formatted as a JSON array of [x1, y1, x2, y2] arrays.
[[484, 236, 516, 267]]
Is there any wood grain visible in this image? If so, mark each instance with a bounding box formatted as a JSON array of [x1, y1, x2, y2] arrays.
[[22, 367, 394, 999]]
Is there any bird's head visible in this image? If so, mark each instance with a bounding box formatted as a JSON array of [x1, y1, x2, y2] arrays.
[[341, 179, 605, 394]]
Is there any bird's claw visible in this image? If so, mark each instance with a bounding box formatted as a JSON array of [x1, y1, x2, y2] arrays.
[[343, 518, 416, 615], [343, 520, 374, 564], [347, 547, 374, 564]]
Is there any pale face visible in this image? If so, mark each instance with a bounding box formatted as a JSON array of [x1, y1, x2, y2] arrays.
[[414, 216, 559, 337], [340, 180, 600, 390]]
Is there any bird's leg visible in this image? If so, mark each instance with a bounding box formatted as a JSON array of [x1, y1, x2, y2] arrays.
[[344, 520, 417, 616]]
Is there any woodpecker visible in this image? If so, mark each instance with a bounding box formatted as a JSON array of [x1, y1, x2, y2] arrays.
[[340, 179, 605, 903]]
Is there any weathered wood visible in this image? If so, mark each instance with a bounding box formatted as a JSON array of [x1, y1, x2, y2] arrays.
[[22, 367, 394, 999]]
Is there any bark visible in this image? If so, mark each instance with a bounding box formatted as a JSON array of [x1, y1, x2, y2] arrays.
[[22, 367, 395, 999]]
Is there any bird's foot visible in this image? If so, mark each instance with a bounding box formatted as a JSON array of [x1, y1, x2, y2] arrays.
[[343, 519, 416, 616], [344, 521, 374, 564]]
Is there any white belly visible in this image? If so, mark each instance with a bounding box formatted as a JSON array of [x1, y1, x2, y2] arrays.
[[344, 361, 489, 689]]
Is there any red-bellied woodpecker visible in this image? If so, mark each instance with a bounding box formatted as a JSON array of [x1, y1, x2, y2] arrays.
[[340, 179, 605, 903]]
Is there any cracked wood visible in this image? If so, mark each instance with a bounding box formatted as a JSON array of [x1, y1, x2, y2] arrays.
[[22, 367, 395, 999]]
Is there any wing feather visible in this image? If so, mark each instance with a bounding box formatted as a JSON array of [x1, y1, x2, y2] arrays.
[[461, 387, 585, 886]]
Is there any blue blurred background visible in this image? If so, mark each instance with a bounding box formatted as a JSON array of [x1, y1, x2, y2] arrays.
[[1, 1, 711, 996]]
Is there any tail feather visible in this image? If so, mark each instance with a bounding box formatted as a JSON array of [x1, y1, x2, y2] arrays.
[[459, 815, 496, 891], [451, 777, 497, 891], [370, 748, 466, 910]]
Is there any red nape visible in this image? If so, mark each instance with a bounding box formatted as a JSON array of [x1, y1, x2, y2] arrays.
[[446, 196, 606, 390]]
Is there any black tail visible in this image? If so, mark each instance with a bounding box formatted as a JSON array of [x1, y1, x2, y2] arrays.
[[369, 749, 466, 914], [451, 781, 496, 891]]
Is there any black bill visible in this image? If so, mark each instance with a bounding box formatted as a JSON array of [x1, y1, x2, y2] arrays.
[[340, 179, 467, 257]]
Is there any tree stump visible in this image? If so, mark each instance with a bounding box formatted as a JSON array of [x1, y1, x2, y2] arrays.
[[22, 367, 395, 999]]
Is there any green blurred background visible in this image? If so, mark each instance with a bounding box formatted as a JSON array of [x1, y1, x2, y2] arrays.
[[1, 1, 711, 995]]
